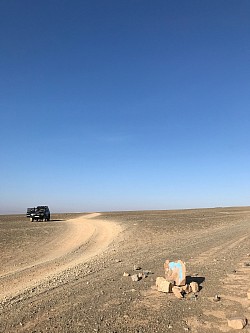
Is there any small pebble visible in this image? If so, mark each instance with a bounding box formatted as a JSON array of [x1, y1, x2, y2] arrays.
[[134, 265, 141, 271], [213, 294, 221, 302]]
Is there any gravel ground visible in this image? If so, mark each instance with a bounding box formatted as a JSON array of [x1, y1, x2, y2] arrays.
[[0, 207, 250, 333]]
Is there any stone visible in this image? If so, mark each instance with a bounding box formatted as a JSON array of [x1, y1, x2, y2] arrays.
[[181, 284, 192, 294], [172, 286, 183, 299], [227, 317, 247, 330], [156, 277, 173, 293], [115, 259, 122, 263], [143, 270, 152, 275], [190, 294, 198, 301], [133, 265, 141, 270], [164, 260, 186, 286], [143, 270, 152, 277], [131, 274, 139, 282], [190, 282, 199, 293], [247, 290, 250, 300], [123, 272, 130, 277], [213, 294, 221, 302]]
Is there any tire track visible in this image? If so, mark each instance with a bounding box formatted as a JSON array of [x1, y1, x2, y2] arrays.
[[0, 213, 122, 301]]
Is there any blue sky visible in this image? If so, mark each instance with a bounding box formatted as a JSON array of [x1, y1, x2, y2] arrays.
[[1, 0, 250, 213]]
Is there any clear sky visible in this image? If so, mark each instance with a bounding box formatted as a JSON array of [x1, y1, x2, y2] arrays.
[[1, 0, 250, 214]]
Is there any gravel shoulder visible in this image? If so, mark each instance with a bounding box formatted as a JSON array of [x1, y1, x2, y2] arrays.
[[0, 207, 250, 333]]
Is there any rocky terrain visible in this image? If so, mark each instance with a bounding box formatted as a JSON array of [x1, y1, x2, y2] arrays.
[[0, 207, 250, 332]]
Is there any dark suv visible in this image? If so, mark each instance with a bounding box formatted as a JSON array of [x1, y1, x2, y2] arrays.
[[27, 206, 50, 222]]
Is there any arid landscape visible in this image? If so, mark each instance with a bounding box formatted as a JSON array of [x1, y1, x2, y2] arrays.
[[0, 207, 250, 332]]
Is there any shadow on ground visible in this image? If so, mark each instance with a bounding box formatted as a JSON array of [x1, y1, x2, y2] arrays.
[[186, 275, 205, 286]]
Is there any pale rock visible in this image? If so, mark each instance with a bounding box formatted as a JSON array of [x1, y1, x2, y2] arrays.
[[213, 294, 221, 302], [190, 281, 199, 293], [123, 272, 130, 277], [172, 286, 183, 299], [181, 284, 192, 294], [164, 260, 186, 286], [115, 259, 122, 263], [190, 293, 198, 301], [227, 317, 247, 330], [156, 277, 172, 293], [131, 274, 139, 282], [133, 265, 141, 271]]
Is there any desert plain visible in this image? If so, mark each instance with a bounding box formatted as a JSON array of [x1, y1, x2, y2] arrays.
[[0, 207, 250, 332]]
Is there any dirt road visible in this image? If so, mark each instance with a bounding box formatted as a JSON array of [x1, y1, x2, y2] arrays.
[[0, 207, 250, 333], [0, 213, 122, 301]]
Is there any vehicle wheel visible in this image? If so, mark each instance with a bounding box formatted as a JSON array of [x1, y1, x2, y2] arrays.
[[30, 217, 33, 222]]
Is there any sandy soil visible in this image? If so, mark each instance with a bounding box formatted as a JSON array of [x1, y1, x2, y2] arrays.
[[0, 207, 250, 333], [0, 213, 122, 300]]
